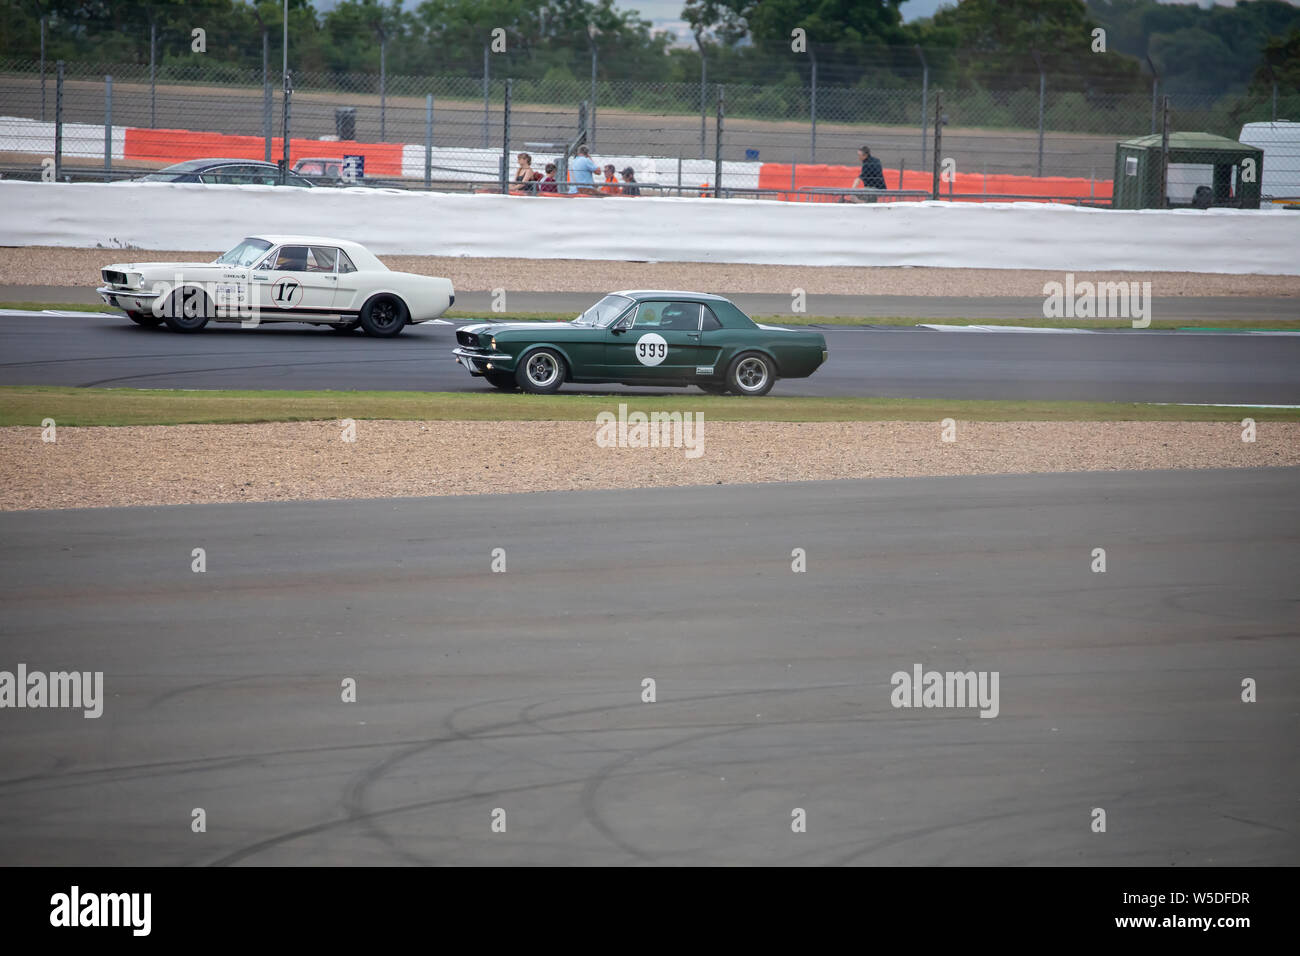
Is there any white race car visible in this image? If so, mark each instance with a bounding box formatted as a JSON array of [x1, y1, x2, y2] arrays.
[[96, 235, 454, 337]]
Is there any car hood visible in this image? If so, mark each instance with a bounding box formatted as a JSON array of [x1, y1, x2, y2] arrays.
[[104, 261, 218, 272], [462, 321, 583, 335]]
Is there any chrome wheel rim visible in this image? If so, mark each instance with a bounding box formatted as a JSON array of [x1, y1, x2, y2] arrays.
[[526, 352, 559, 387], [735, 356, 769, 392]]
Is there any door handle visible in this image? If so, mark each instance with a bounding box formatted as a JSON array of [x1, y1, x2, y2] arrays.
[[688, 333, 700, 341]]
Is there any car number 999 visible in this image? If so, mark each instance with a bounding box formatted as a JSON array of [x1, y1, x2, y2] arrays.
[[637, 341, 667, 359]]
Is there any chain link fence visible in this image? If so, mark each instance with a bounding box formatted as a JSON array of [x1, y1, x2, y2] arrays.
[[2, 56, 1295, 204]]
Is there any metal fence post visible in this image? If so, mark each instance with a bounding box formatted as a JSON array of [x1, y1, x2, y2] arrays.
[[700, 54, 707, 159], [810, 55, 817, 163], [1037, 69, 1045, 177], [425, 93, 433, 189], [150, 23, 157, 128], [932, 90, 943, 201], [1146, 56, 1159, 135], [263, 30, 271, 161], [715, 84, 724, 197], [104, 75, 112, 179], [39, 17, 46, 122], [380, 38, 386, 141], [501, 79, 512, 195], [1159, 94, 1170, 208], [590, 46, 597, 152], [677, 152, 682, 197], [54, 61, 63, 181], [281, 70, 292, 185], [482, 44, 490, 149], [1032, 51, 1045, 178], [916, 45, 929, 169]]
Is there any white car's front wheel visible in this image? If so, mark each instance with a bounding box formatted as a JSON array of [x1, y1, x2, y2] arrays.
[[159, 286, 213, 333]]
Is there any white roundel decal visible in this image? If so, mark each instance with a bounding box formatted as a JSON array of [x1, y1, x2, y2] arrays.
[[270, 277, 303, 309], [635, 332, 668, 366]]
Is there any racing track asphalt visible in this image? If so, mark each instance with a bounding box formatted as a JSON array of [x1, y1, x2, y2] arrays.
[[0, 468, 1296, 865], [2, 310, 1300, 403]]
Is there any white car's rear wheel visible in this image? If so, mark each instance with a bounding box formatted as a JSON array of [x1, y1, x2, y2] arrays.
[[359, 296, 408, 338]]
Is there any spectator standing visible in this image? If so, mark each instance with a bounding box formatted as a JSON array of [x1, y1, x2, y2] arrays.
[[570, 145, 597, 195], [620, 167, 641, 196], [848, 146, 887, 203]]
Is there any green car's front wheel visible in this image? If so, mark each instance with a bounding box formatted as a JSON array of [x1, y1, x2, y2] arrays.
[[126, 310, 164, 328], [726, 351, 775, 396], [516, 348, 566, 394], [484, 371, 519, 391]]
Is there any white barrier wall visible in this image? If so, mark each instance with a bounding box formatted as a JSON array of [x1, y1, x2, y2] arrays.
[[1, 180, 1295, 274], [0, 116, 126, 159]]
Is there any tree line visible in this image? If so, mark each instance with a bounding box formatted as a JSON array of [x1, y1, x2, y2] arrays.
[[3, 0, 1297, 96]]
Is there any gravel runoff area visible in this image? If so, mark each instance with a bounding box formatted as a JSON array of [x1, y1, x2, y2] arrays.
[[3, 246, 1299, 297], [3, 419, 1295, 511]]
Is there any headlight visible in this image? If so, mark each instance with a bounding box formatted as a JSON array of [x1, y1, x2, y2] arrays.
[[489, 335, 497, 350]]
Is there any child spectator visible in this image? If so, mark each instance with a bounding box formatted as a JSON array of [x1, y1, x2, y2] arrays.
[[600, 164, 620, 195], [620, 167, 641, 196], [539, 163, 558, 193]]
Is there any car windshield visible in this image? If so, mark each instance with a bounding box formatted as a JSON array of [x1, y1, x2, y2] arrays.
[[214, 238, 273, 266], [572, 294, 634, 327]]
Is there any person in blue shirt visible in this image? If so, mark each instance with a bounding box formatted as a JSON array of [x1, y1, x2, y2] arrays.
[[569, 146, 598, 195]]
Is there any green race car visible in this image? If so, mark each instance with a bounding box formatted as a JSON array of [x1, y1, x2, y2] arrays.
[[452, 290, 828, 396]]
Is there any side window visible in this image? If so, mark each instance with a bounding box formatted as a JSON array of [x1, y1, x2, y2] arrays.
[[700, 306, 722, 331], [632, 302, 666, 329], [336, 250, 357, 274], [659, 302, 702, 331], [633, 302, 701, 331], [308, 246, 338, 273], [220, 165, 258, 185], [273, 245, 310, 271]]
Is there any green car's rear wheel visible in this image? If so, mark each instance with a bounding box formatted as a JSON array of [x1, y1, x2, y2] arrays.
[[516, 348, 566, 394], [726, 351, 775, 397], [697, 383, 730, 395]]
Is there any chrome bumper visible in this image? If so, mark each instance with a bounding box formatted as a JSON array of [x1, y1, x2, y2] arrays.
[[97, 285, 160, 307], [453, 347, 512, 364]]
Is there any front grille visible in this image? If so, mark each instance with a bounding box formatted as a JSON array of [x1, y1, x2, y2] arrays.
[[456, 329, 480, 348], [102, 270, 128, 286]]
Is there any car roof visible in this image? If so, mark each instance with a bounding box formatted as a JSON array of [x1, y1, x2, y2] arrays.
[[251, 236, 368, 251], [160, 158, 279, 171], [613, 290, 730, 302]]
